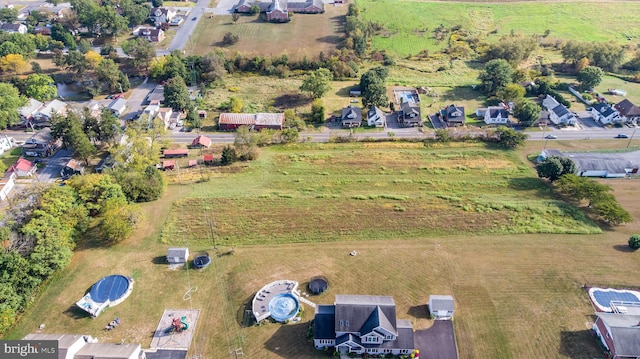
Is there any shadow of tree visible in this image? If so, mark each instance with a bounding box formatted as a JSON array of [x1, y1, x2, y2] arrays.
[[407, 304, 430, 319], [558, 328, 602, 358], [63, 305, 92, 320], [315, 35, 342, 45], [151, 255, 168, 265], [273, 93, 312, 109], [613, 244, 635, 252]]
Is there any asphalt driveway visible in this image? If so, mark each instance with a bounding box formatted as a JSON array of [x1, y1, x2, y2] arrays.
[[413, 320, 459, 359], [37, 149, 72, 182]]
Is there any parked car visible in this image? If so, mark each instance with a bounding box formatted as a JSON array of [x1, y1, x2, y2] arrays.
[[113, 93, 125, 99], [544, 134, 558, 139], [615, 133, 630, 138], [192, 17, 197, 20]]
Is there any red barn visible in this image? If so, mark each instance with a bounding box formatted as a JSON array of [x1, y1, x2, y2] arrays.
[[218, 113, 284, 131], [593, 312, 640, 358]]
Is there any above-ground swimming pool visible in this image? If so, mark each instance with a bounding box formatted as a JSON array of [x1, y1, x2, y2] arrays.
[[76, 275, 134, 317], [268, 293, 300, 322], [588, 287, 640, 312]]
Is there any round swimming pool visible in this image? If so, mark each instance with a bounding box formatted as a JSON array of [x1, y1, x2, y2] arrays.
[[268, 293, 299, 322], [89, 275, 132, 303]]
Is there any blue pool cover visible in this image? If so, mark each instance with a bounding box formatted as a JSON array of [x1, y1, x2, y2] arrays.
[[89, 275, 131, 303], [592, 289, 640, 308], [269, 293, 299, 322]]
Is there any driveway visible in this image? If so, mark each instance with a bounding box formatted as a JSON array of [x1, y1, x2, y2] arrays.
[[413, 320, 459, 359], [575, 111, 605, 130], [37, 149, 72, 182], [123, 79, 156, 121]]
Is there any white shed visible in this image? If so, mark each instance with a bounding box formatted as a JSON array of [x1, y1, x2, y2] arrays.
[[428, 295, 455, 320], [167, 247, 189, 264]]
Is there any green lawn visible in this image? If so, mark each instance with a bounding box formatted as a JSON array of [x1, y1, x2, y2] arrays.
[[358, 0, 640, 56]]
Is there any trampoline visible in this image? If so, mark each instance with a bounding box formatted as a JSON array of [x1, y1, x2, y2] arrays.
[[193, 253, 211, 269], [588, 287, 640, 312], [308, 276, 329, 295], [268, 293, 300, 322], [76, 275, 134, 317]]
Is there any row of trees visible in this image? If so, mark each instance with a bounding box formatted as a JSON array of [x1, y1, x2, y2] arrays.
[[0, 175, 141, 333], [536, 157, 631, 225]]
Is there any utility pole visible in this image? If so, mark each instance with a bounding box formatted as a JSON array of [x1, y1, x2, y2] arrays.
[[627, 127, 637, 148]]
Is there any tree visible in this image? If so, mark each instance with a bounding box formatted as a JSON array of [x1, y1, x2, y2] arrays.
[[494, 126, 527, 149], [513, 99, 540, 127], [232, 13, 240, 23], [281, 128, 299, 143], [434, 129, 452, 142], [360, 67, 389, 107], [97, 108, 120, 144], [482, 35, 538, 66], [99, 199, 140, 243], [536, 156, 575, 182], [152, 0, 163, 7], [163, 52, 187, 80], [229, 97, 243, 113], [24, 74, 57, 102], [0, 83, 26, 129], [478, 59, 513, 96], [0, 42, 23, 58], [496, 83, 525, 103], [30, 61, 42, 74], [629, 234, 640, 250], [577, 66, 604, 90], [96, 58, 126, 93], [250, 5, 260, 14], [0, 7, 18, 23], [67, 116, 97, 163], [164, 76, 191, 111], [66, 174, 126, 215], [0, 54, 27, 74], [122, 38, 155, 72], [220, 145, 237, 165], [84, 50, 102, 69], [299, 68, 332, 98], [311, 98, 325, 123], [233, 126, 260, 161], [222, 32, 239, 45], [112, 166, 165, 202], [200, 52, 227, 83]]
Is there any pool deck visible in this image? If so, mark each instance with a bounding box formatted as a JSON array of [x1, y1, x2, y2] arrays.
[[252, 280, 300, 322], [150, 309, 200, 351]]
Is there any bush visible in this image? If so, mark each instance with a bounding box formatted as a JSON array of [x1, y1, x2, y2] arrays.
[[222, 32, 239, 46], [629, 234, 640, 250], [114, 166, 165, 202]]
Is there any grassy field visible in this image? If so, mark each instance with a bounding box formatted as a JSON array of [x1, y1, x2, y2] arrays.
[[6, 141, 640, 359], [358, 0, 640, 56], [188, 5, 347, 59]]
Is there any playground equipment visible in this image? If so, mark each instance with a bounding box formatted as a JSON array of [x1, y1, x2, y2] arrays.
[[104, 318, 120, 331], [165, 315, 189, 334]]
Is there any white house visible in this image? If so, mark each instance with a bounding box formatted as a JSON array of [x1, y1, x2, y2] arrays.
[[23, 333, 143, 359], [483, 106, 509, 125], [150, 7, 176, 25], [143, 102, 160, 120], [542, 95, 576, 126], [0, 172, 16, 201], [18, 98, 44, 122], [0, 135, 15, 156], [0, 23, 27, 34], [35, 99, 68, 122], [591, 102, 621, 125], [107, 98, 127, 117], [367, 106, 386, 127], [23, 334, 90, 359], [167, 247, 189, 264], [428, 295, 454, 320]]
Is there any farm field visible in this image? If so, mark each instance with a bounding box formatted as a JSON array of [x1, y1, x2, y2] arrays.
[[188, 5, 347, 58], [358, 0, 640, 56], [6, 142, 640, 359]]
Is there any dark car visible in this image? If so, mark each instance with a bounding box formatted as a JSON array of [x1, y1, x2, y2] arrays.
[[192, 17, 197, 20], [615, 133, 630, 139]]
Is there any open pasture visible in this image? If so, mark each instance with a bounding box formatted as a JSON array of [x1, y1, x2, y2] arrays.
[[358, 0, 640, 56], [160, 142, 600, 246], [188, 5, 347, 58]]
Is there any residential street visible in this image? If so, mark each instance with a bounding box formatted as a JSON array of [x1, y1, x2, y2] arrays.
[[157, 0, 211, 56]]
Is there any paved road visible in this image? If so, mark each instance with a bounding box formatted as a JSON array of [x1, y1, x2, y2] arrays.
[[37, 149, 72, 182], [158, 0, 211, 56]]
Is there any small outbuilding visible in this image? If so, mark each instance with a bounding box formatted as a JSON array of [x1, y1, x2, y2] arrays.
[[167, 247, 189, 264], [428, 295, 455, 320]]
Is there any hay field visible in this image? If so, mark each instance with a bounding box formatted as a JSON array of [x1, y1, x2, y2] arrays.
[[358, 0, 640, 56]]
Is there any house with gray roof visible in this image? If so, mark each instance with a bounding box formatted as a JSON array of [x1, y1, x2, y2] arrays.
[[542, 95, 576, 126], [428, 295, 454, 320], [483, 106, 509, 125], [367, 106, 386, 127], [108, 98, 127, 117], [35, 99, 68, 122], [18, 98, 44, 122], [591, 102, 620, 125], [313, 294, 414, 356], [593, 313, 640, 358], [0, 23, 27, 34], [341, 106, 362, 128], [442, 104, 465, 126], [398, 102, 421, 127]]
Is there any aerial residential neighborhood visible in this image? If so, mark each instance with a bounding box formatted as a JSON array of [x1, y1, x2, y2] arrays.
[[1, 0, 640, 358]]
